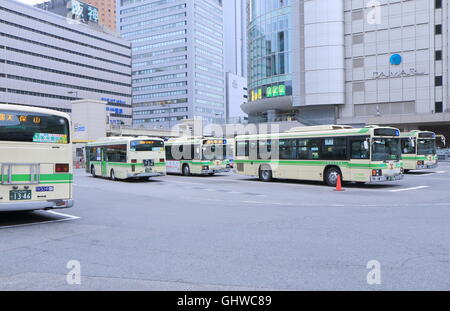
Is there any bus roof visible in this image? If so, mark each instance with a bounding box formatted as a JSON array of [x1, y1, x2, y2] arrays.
[[235, 125, 400, 140], [400, 130, 436, 138], [86, 136, 164, 146], [165, 136, 226, 145], [0, 103, 70, 120]]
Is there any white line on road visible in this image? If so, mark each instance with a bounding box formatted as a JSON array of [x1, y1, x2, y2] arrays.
[[241, 201, 265, 204], [389, 186, 430, 192], [0, 211, 80, 230]]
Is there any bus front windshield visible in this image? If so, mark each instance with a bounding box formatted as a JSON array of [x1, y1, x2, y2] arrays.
[[202, 144, 226, 160], [372, 138, 401, 161], [0, 110, 69, 143], [130, 140, 164, 152], [417, 139, 436, 155]]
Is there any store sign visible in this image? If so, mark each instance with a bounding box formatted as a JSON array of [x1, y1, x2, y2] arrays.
[[251, 84, 286, 101], [373, 68, 426, 80], [70, 0, 99, 24], [373, 54, 426, 79]]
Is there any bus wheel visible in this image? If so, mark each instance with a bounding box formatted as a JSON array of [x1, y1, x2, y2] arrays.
[[91, 165, 96, 177], [208, 172, 215, 176], [110, 169, 117, 181], [325, 167, 341, 187], [182, 164, 191, 176], [259, 167, 273, 182]]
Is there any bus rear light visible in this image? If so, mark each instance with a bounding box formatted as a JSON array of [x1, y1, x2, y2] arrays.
[[160, 158, 165, 162], [55, 163, 69, 173], [372, 169, 382, 176], [417, 160, 424, 165], [131, 159, 137, 163], [202, 165, 209, 170]]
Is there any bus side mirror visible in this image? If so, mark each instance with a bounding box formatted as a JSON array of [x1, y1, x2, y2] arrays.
[[363, 140, 369, 150]]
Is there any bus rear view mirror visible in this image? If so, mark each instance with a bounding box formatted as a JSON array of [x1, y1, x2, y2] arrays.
[[363, 140, 369, 150]]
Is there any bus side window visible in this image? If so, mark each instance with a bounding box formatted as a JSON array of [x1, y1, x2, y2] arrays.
[[351, 139, 369, 159], [236, 141, 248, 157], [297, 139, 308, 159], [165, 146, 173, 160], [401, 138, 415, 154]]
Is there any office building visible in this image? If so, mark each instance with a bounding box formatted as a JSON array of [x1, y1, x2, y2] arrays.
[[117, 0, 226, 129], [0, 0, 132, 125]]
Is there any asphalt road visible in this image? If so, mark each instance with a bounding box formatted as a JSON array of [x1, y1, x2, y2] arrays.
[[0, 163, 449, 290]]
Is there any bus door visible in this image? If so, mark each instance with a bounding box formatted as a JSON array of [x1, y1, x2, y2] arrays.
[[101, 148, 108, 177], [349, 137, 371, 182]]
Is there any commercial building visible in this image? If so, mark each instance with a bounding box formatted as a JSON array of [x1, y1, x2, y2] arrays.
[[117, 0, 226, 129], [0, 0, 132, 125], [244, 0, 450, 135], [36, 0, 117, 31]]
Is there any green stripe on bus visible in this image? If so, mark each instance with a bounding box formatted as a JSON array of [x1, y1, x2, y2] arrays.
[[90, 161, 166, 167], [0, 173, 73, 182], [402, 156, 428, 160], [233, 160, 400, 169]]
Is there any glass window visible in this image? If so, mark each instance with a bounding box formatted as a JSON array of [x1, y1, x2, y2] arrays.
[[278, 139, 297, 159], [106, 145, 127, 163], [401, 138, 415, 154], [351, 138, 370, 159], [372, 138, 401, 161], [417, 139, 436, 155], [0, 110, 69, 144], [321, 138, 348, 160], [236, 141, 248, 156]]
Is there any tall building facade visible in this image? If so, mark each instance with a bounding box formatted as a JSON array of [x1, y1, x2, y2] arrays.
[[117, 0, 226, 129], [223, 0, 248, 123], [244, 0, 450, 133], [36, 0, 117, 32], [0, 0, 132, 125]]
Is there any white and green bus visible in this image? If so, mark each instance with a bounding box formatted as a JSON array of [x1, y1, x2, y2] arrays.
[[0, 104, 73, 211], [165, 137, 231, 176], [85, 137, 166, 181], [234, 125, 404, 186], [400, 131, 443, 172]]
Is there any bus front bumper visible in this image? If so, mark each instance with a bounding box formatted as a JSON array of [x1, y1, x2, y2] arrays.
[[127, 172, 165, 178], [0, 199, 74, 212], [370, 174, 404, 183], [417, 163, 438, 170], [201, 167, 231, 174]]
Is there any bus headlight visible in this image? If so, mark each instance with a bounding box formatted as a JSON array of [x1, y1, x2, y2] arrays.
[[372, 169, 382, 176]]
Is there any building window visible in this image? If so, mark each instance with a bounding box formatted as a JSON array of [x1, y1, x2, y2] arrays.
[[435, 24, 442, 35], [352, 34, 364, 45], [435, 102, 443, 113], [435, 76, 443, 86], [435, 0, 442, 9], [435, 50, 442, 61]]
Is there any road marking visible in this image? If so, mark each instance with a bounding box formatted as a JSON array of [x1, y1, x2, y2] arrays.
[[436, 171, 447, 174], [389, 186, 430, 192], [241, 201, 265, 204], [0, 211, 80, 230]]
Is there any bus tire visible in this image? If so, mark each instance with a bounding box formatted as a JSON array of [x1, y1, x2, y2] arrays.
[[259, 166, 273, 182], [110, 169, 117, 181], [324, 166, 341, 187], [91, 165, 97, 177], [182, 164, 191, 176], [208, 172, 215, 176]]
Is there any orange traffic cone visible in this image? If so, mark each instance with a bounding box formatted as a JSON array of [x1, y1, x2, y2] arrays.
[[334, 174, 344, 192]]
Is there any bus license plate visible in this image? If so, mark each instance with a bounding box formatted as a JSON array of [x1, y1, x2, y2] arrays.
[[143, 160, 154, 167], [9, 190, 32, 201]]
